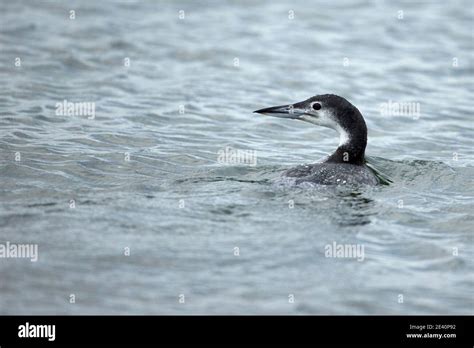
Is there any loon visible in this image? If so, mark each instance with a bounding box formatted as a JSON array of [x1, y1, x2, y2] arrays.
[[254, 94, 379, 185]]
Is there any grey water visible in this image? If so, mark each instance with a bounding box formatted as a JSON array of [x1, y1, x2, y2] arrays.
[[0, 0, 473, 314]]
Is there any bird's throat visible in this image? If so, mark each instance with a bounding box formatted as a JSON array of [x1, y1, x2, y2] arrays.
[[326, 125, 367, 165]]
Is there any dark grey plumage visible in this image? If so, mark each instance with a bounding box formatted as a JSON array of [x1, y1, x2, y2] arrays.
[[284, 162, 378, 186]]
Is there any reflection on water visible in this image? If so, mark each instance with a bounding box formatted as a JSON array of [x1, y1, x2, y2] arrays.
[[335, 190, 375, 227]]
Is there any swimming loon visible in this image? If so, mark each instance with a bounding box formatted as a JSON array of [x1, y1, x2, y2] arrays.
[[254, 94, 379, 185]]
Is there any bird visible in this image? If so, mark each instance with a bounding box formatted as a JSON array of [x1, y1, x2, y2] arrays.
[[254, 94, 379, 185]]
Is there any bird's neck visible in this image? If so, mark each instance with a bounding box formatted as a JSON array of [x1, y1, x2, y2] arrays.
[[325, 122, 367, 165]]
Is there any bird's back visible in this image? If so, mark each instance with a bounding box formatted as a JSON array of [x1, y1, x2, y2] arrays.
[[283, 162, 379, 185]]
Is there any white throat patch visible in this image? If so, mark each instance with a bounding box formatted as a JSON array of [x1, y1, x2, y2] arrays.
[[300, 109, 350, 147], [336, 125, 350, 146]]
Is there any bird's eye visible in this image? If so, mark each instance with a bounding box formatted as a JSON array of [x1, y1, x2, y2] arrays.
[[312, 103, 321, 110]]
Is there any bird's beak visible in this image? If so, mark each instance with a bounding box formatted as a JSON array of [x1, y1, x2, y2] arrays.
[[253, 103, 305, 119]]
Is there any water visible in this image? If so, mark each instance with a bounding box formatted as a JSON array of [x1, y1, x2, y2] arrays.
[[0, 0, 473, 314]]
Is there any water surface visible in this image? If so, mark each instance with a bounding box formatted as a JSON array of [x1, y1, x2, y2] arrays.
[[0, 0, 473, 314]]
